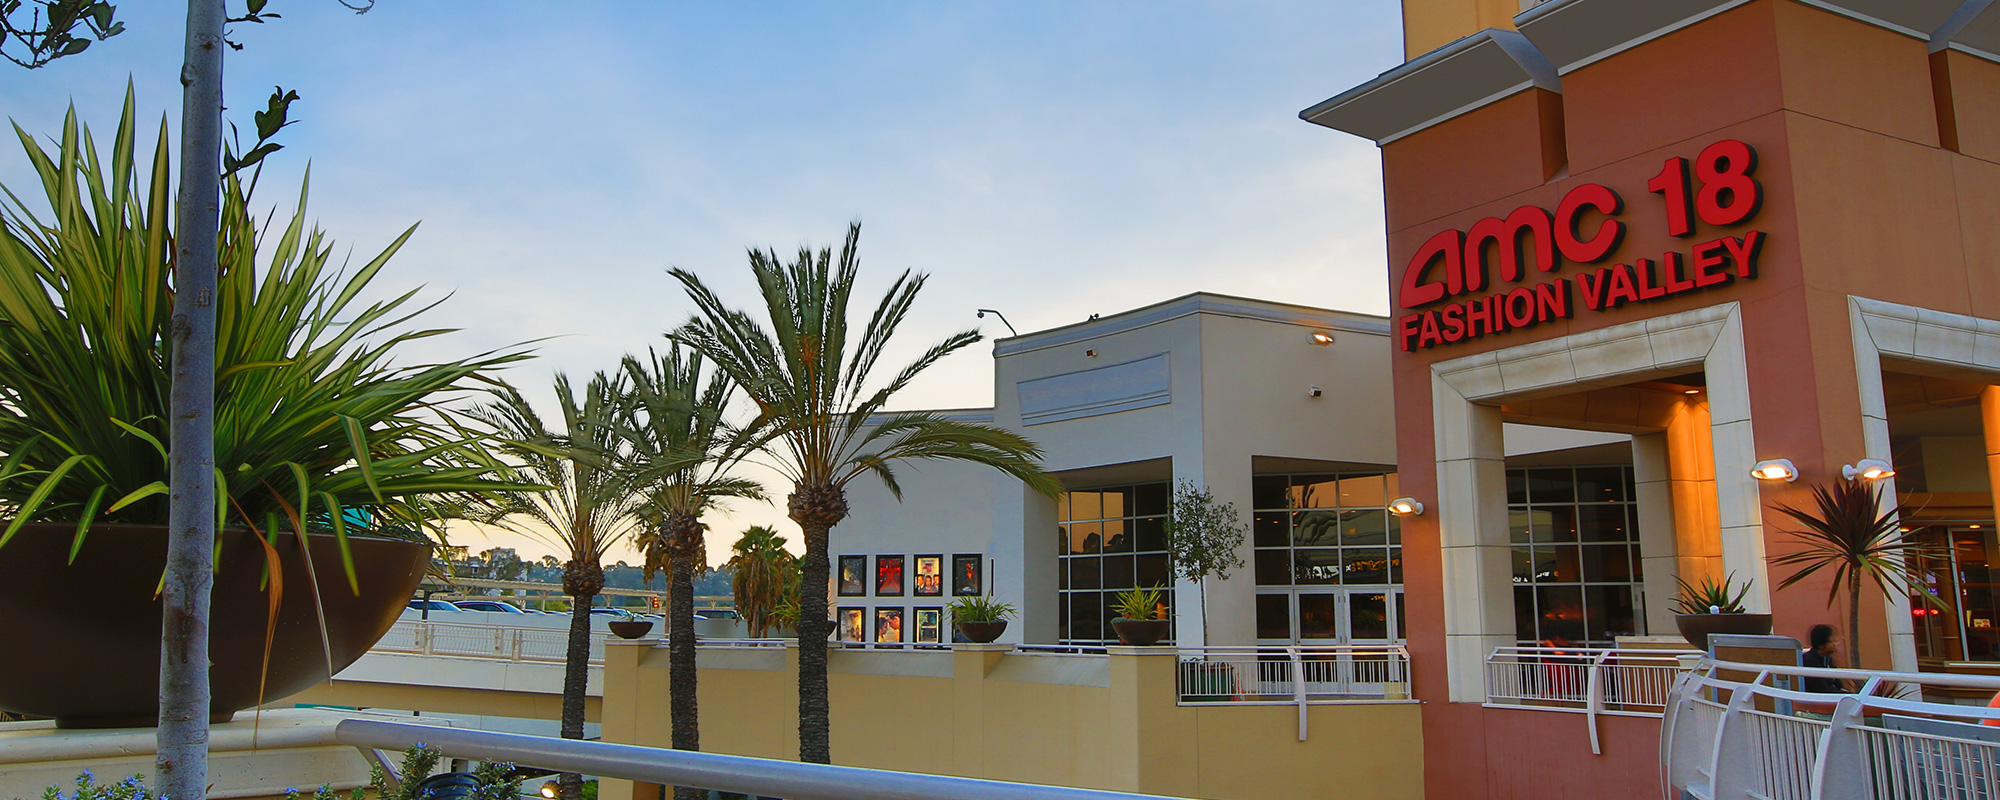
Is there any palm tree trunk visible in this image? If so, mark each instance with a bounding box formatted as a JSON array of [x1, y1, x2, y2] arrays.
[[670, 552, 700, 800], [790, 483, 848, 765], [559, 559, 603, 800], [1848, 570, 1863, 670], [159, 3, 227, 799]]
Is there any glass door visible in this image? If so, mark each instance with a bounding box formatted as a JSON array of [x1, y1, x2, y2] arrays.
[[1256, 588, 1404, 697]]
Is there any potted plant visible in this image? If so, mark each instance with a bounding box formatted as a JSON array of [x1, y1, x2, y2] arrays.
[[608, 618, 657, 639], [1671, 572, 1773, 652], [1110, 585, 1172, 646], [1771, 478, 1944, 670], [0, 97, 537, 727], [948, 595, 1016, 643]]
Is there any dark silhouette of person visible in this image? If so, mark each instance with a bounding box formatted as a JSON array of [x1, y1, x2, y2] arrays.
[[1801, 624, 1850, 693]]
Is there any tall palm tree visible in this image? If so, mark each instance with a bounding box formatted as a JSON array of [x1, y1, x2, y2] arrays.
[[619, 348, 764, 800], [1771, 478, 1941, 670], [728, 525, 798, 638], [667, 222, 1061, 764], [469, 372, 644, 800]]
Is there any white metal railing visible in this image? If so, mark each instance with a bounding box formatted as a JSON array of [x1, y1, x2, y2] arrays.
[[1485, 645, 1697, 753], [1173, 645, 1414, 742], [1662, 658, 2000, 800], [337, 718, 1182, 800], [1015, 644, 1109, 656], [374, 620, 611, 664]]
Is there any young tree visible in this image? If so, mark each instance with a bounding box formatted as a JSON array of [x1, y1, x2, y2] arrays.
[[667, 222, 1061, 764], [1165, 479, 1247, 646], [1771, 478, 1940, 670], [727, 525, 798, 638], [620, 348, 764, 800], [470, 374, 644, 800]]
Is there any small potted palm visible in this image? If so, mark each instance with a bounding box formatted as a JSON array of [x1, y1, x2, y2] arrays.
[[1110, 585, 1172, 646], [948, 595, 1016, 643], [1672, 572, 1772, 652]]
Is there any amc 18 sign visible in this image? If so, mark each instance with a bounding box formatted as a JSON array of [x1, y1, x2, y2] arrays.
[[1396, 139, 1767, 352]]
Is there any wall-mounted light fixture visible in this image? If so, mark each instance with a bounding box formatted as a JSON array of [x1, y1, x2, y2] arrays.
[[1308, 385, 1323, 397], [1310, 331, 1335, 346], [1842, 458, 1895, 481], [1084, 349, 1098, 358], [1388, 497, 1425, 516], [1750, 458, 1798, 482]]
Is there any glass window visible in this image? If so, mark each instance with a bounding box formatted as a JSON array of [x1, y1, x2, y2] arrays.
[[1509, 465, 1648, 647], [1256, 594, 1291, 639], [1059, 481, 1173, 645]]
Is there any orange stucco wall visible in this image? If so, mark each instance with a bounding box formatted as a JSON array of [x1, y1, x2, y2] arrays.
[[1373, 2, 2000, 798]]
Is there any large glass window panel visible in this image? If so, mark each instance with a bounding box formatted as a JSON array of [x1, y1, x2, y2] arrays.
[[1100, 488, 1129, 520], [1506, 470, 1528, 505], [1512, 546, 1534, 583], [1580, 544, 1631, 583], [1630, 545, 1646, 581], [1342, 548, 1391, 584], [1069, 557, 1100, 590], [1137, 553, 1170, 588], [1058, 594, 1069, 642], [1102, 554, 1134, 590], [1542, 545, 1581, 583], [1350, 592, 1390, 640], [1058, 524, 1070, 556], [1339, 474, 1387, 509], [1252, 476, 1287, 510], [1389, 549, 1403, 583], [1134, 482, 1170, 516], [1527, 468, 1576, 504], [1584, 585, 1638, 641], [1070, 491, 1101, 521], [1576, 504, 1629, 543], [1071, 592, 1102, 642], [1299, 594, 1338, 639], [1254, 512, 1288, 547], [1388, 513, 1402, 545], [1341, 509, 1389, 546], [1100, 593, 1120, 642], [1256, 594, 1291, 639], [1102, 518, 1131, 553], [1293, 510, 1342, 547], [1514, 586, 1538, 644], [1069, 521, 1102, 555], [1291, 475, 1340, 510], [1135, 516, 1167, 551], [1255, 550, 1292, 585], [1294, 549, 1342, 585], [1536, 506, 1579, 543], [1573, 467, 1626, 502], [1535, 585, 1586, 644], [1395, 592, 1406, 639], [1509, 510, 1533, 544]]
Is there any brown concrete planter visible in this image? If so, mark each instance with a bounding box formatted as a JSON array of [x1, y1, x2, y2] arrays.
[[608, 620, 655, 639], [0, 523, 429, 728], [956, 620, 1008, 643], [1675, 613, 1773, 653], [1111, 618, 1171, 646]]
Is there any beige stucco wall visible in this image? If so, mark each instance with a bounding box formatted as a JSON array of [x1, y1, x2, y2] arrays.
[[599, 640, 1425, 800]]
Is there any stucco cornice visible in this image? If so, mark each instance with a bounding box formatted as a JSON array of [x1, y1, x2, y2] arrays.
[[992, 292, 1389, 357]]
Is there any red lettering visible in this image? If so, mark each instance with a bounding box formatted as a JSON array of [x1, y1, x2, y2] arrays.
[[1418, 310, 1444, 349], [1692, 239, 1730, 288], [1661, 251, 1695, 294], [1466, 295, 1495, 337], [1441, 303, 1466, 342], [1647, 156, 1694, 238], [1722, 230, 1764, 279], [1465, 206, 1556, 288], [1400, 229, 1464, 309], [1555, 183, 1625, 263], [1576, 269, 1607, 311], [1399, 314, 1422, 351], [1604, 264, 1640, 307], [1634, 258, 1667, 301], [1535, 280, 1571, 321], [1695, 140, 1761, 227], [1504, 288, 1536, 328]]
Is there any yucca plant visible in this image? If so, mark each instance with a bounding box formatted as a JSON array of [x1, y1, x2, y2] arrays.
[[1671, 572, 1753, 615], [945, 595, 1017, 624], [0, 93, 536, 580], [1112, 585, 1168, 622], [1771, 478, 1943, 670]]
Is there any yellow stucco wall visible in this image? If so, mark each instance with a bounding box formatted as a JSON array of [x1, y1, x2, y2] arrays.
[[600, 642, 1425, 800]]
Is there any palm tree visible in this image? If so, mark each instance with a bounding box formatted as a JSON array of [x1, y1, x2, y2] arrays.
[[667, 222, 1061, 764], [728, 525, 798, 638], [1771, 478, 1940, 670], [619, 348, 764, 800], [469, 372, 644, 800]]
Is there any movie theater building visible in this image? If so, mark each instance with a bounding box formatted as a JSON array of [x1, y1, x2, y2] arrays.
[[1301, 0, 2000, 794]]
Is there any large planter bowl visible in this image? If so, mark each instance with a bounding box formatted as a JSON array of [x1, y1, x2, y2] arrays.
[[608, 620, 655, 639], [0, 523, 429, 728], [956, 620, 1008, 644], [1111, 618, 1172, 646], [1675, 613, 1774, 653]]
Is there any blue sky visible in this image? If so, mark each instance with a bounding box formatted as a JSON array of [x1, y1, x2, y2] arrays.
[[1, 2, 1402, 563]]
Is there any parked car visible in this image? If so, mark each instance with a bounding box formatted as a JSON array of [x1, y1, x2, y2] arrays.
[[588, 607, 637, 619], [452, 600, 527, 613], [407, 599, 462, 612]]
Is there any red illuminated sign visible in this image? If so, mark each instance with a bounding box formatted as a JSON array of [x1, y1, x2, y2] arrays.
[[1397, 139, 1765, 352]]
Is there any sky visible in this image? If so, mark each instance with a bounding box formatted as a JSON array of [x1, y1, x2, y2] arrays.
[[0, 2, 1402, 566]]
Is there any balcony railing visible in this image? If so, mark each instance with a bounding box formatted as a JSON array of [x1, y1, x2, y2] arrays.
[[1663, 658, 2000, 800], [1484, 645, 1697, 754], [336, 717, 1184, 800], [1173, 644, 1414, 741]]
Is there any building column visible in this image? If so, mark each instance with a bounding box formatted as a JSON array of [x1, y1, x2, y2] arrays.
[[1632, 432, 1682, 633], [1665, 399, 1723, 595], [1433, 371, 1512, 703]]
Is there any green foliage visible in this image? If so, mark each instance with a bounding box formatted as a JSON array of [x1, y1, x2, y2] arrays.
[[35, 771, 152, 800], [31, 754, 520, 800], [1165, 480, 1247, 584], [946, 595, 1016, 624], [0, 93, 539, 574], [1771, 478, 1944, 668], [1112, 585, 1168, 621], [619, 346, 764, 582], [0, 0, 123, 70], [1671, 571, 1753, 615], [727, 524, 798, 637]]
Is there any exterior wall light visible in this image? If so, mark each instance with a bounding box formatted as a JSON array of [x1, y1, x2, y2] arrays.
[[1750, 458, 1798, 482], [1388, 497, 1425, 516], [1842, 459, 1896, 481], [1311, 331, 1335, 345]]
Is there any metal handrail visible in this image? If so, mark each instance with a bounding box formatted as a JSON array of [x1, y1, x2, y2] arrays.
[[1171, 644, 1415, 741], [335, 718, 1183, 800], [1485, 645, 1696, 755]]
